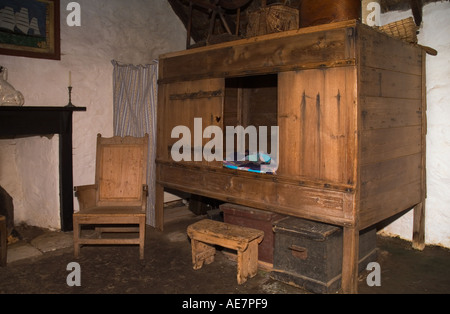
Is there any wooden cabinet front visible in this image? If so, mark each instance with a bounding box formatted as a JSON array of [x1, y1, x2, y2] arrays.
[[278, 67, 357, 186], [157, 78, 224, 168]]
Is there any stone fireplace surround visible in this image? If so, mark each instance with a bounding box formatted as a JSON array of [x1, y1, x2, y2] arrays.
[[0, 106, 85, 232]]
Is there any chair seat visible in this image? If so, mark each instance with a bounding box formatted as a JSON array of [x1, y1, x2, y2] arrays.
[[74, 206, 145, 216]]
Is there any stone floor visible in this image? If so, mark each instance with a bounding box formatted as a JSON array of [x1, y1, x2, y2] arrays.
[[1, 205, 449, 295]]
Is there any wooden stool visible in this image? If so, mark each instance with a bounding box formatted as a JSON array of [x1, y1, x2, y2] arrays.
[[187, 219, 264, 284], [0, 215, 7, 267]]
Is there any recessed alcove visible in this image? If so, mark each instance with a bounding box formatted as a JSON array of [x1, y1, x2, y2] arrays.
[[223, 74, 278, 159]]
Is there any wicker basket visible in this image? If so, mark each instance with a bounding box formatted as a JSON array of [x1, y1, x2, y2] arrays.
[[378, 17, 418, 44], [246, 3, 299, 37]]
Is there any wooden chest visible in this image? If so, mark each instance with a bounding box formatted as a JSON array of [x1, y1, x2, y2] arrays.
[[271, 217, 377, 294], [221, 203, 284, 264]]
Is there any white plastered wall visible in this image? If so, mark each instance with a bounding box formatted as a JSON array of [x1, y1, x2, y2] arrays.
[[378, 2, 450, 248], [0, 0, 186, 229]]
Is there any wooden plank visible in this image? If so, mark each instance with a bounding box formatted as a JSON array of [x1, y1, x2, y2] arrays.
[[360, 153, 421, 200], [158, 78, 224, 167], [358, 23, 422, 75], [278, 67, 356, 185], [160, 19, 358, 59], [359, 153, 422, 228], [77, 238, 141, 245], [412, 201, 426, 250], [321, 67, 357, 185], [412, 52, 427, 251], [74, 215, 143, 224], [169, 89, 223, 100], [359, 67, 422, 99], [277, 71, 302, 177], [98, 145, 144, 202], [156, 162, 355, 226], [159, 27, 355, 83], [192, 240, 216, 268], [420, 52, 427, 200], [156, 81, 169, 161], [360, 96, 422, 130], [187, 219, 264, 249], [341, 227, 359, 294], [361, 125, 422, 164], [237, 240, 260, 284], [93, 135, 148, 210]]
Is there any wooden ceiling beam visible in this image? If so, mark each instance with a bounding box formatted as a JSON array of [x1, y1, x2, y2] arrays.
[[168, 0, 204, 42], [410, 0, 423, 25]]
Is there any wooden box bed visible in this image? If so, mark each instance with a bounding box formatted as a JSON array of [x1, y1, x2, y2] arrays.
[[155, 20, 427, 293]]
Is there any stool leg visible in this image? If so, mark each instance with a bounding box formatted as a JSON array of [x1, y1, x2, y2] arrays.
[[236, 240, 259, 285], [247, 240, 259, 278], [0, 219, 6, 267], [139, 217, 145, 260], [191, 239, 215, 270], [73, 218, 80, 258], [236, 249, 248, 285]]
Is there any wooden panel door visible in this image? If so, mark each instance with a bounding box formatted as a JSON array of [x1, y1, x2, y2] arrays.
[[157, 78, 224, 168], [278, 67, 357, 186]]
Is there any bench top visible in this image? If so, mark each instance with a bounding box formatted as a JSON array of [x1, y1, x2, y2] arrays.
[[187, 219, 264, 250]]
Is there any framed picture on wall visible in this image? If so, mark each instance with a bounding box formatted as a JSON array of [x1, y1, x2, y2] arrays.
[[0, 0, 60, 60]]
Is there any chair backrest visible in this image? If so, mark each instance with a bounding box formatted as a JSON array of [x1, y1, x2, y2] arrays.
[[95, 134, 149, 208]]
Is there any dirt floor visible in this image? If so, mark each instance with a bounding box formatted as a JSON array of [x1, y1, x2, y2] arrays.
[[1, 205, 449, 297]]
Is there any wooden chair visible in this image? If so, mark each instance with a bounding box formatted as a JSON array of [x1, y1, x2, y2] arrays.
[[73, 134, 149, 259]]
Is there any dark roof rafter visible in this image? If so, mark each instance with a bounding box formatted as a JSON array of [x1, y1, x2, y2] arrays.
[[167, 0, 448, 47]]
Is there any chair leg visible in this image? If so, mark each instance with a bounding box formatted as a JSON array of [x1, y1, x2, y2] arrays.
[[155, 183, 164, 231], [0, 216, 7, 267], [73, 218, 80, 258], [139, 217, 145, 260]]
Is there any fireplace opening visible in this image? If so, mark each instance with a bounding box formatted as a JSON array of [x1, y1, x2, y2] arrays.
[[0, 185, 21, 244]]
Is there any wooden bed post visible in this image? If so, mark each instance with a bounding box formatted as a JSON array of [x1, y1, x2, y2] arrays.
[[412, 201, 426, 250], [412, 52, 427, 251], [341, 227, 359, 294]]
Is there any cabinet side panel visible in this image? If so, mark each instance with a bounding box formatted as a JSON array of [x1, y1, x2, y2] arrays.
[[360, 153, 422, 227], [358, 28, 424, 228]]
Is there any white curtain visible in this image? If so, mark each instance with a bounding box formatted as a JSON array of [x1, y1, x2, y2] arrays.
[[111, 60, 158, 226]]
